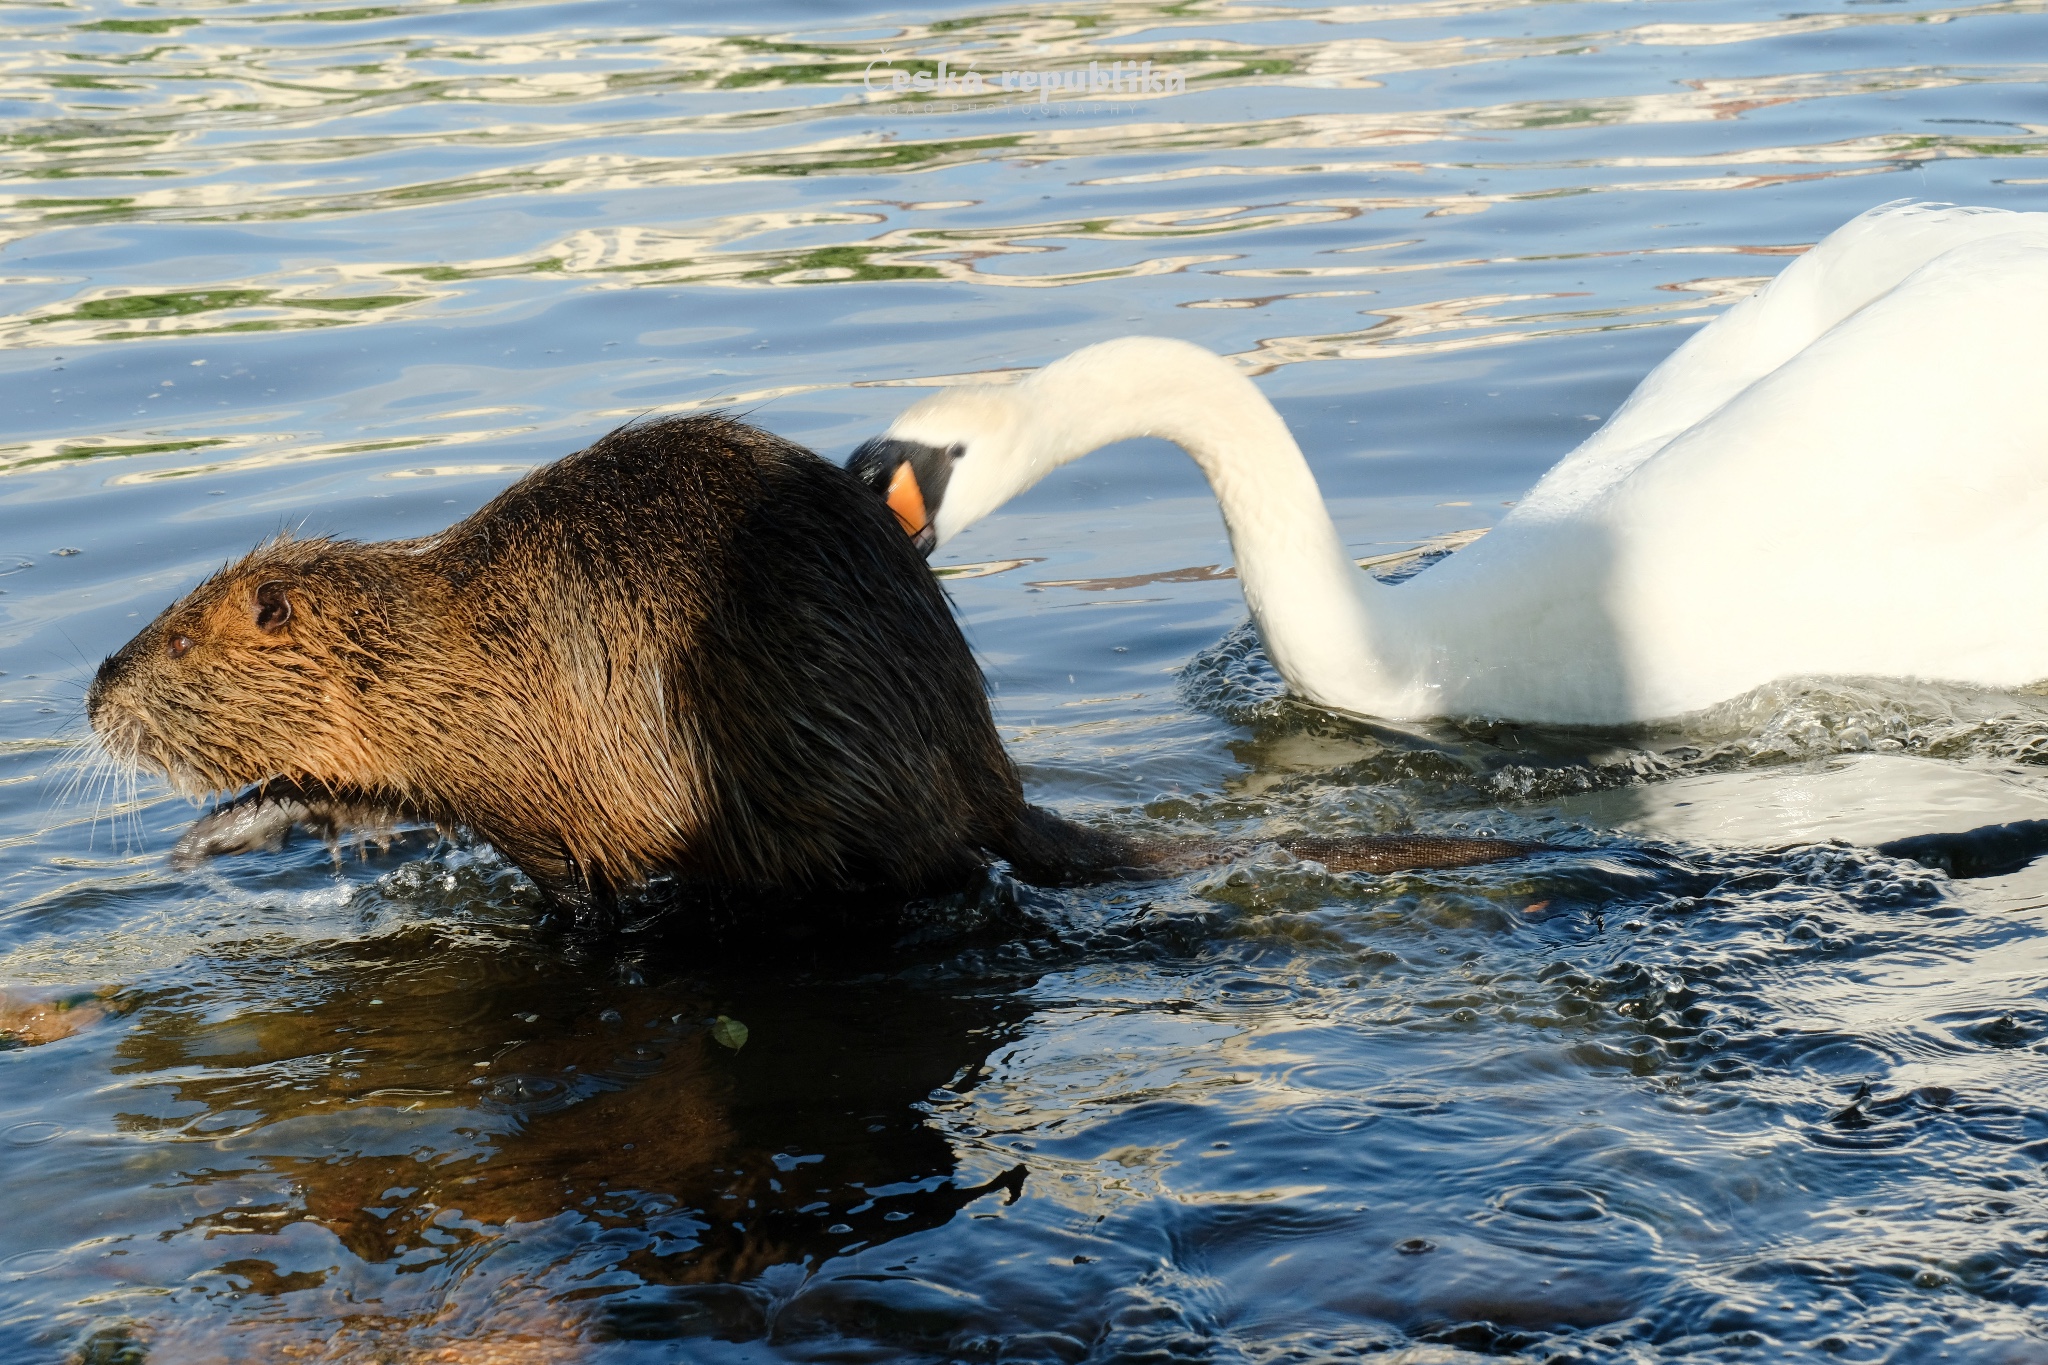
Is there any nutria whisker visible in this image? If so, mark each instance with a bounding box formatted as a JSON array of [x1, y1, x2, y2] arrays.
[[50, 732, 139, 856]]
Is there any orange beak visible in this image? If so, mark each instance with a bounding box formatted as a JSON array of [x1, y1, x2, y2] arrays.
[[885, 460, 929, 539]]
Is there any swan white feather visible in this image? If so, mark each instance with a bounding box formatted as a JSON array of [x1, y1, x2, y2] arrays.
[[869, 201, 2048, 725]]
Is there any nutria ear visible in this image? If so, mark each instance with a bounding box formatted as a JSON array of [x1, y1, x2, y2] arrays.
[[254, 581, 292, 634]]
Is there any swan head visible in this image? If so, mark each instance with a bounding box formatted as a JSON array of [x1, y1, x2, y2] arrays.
[[846, 385, 1033, 556], [850, 337, 1266, 554]]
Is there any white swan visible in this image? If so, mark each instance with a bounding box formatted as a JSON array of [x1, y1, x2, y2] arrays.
[[848, 201, 2048, 726]]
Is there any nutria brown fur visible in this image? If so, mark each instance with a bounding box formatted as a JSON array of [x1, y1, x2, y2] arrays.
[[89, 413, 1541, 927], [89, 414, 1151, 926]]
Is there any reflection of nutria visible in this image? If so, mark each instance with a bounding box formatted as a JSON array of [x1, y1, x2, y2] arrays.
[[88, 414, 1537, 927], [0, 986, 112, 1047]]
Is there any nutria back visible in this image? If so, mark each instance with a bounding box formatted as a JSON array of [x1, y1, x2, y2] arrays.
[[89, 414, 1035, 919]]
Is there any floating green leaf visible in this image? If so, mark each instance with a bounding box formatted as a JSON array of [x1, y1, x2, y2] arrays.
[[711, 1015, 749, 1051]]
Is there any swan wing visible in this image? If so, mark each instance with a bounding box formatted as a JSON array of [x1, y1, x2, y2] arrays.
[[1383, 226, 2048, 724], [1514, 200, 2048, 523], [1599, 228, 2048, 716]]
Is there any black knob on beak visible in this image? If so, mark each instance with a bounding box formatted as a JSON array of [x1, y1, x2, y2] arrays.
[[847, 437, 959, 559]]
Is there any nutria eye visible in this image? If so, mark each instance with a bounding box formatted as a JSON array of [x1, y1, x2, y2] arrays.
[[167, 635, 192, 659]]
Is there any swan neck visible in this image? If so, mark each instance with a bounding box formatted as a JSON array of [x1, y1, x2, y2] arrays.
[[1023, 342, 1404, 711]]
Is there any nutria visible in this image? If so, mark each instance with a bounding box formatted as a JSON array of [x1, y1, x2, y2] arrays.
[[88, 414, 1539, 929]]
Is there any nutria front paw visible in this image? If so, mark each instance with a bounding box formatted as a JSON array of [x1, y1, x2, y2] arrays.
[[170, 794, 312, 867], [169, 782, 414, 869]]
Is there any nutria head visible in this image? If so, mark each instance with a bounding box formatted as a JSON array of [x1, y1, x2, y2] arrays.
[[87, 535, 443, 802]]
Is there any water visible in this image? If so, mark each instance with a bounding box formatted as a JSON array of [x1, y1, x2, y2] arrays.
[[4, 0, 2048, 1359]]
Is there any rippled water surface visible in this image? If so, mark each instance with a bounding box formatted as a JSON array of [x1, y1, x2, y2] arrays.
[[5, 0, 2048, 1360]]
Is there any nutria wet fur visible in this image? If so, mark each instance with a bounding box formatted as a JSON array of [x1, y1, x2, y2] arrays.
[[88, 414, 1133, 925]]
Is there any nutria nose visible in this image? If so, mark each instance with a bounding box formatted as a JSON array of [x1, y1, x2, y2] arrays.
[[86, 643, 136, 723]]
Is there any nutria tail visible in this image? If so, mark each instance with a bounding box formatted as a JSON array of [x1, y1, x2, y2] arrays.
[[1277, 834, 1548, 875], [994, 805, 1545, 885], [994, 804, 1167, 885]]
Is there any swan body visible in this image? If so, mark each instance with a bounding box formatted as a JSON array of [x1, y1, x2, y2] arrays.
[[851, 202, 2048, 725]]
